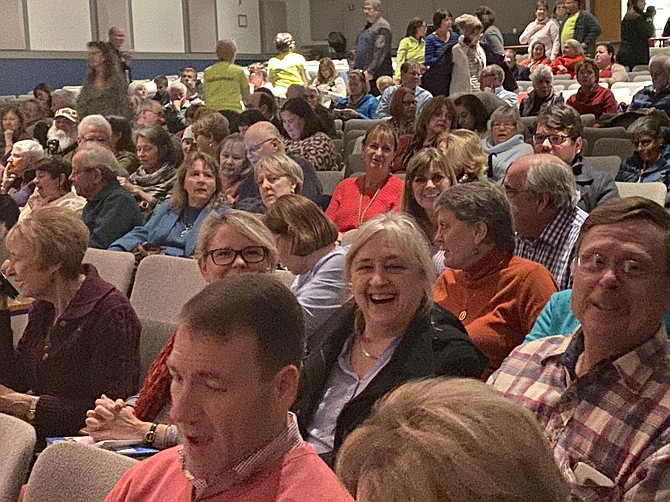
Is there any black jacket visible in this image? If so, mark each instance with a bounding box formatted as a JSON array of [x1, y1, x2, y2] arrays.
[[293, 299, 487, 463]]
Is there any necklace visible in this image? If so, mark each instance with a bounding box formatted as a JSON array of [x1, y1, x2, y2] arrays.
[[357, 337, 379, 360], [357, 175, 384, 227], [458, 290, 478, 321]]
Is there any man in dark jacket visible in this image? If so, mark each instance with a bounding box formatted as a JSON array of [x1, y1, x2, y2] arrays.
[[534, 105, 619, 212], [353, 0, 393, 96], [558, 0, 601, 56]]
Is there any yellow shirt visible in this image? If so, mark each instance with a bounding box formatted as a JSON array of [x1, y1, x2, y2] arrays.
[[394, 36, 425, 78], [561, 12, 579, 45]]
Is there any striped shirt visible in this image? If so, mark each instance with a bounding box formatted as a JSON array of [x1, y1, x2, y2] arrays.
[[179, 412, 304, 501], [489, 327, 670, 501], [515, 206, 587, 290]]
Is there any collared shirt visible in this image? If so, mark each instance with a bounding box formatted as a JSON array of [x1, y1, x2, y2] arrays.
[[515, 206, 587, 290], [489, 327, 670, 501], [493, 85, 518, 107], [306, 335, 401, 454], [630, 85, 670, 116], [616, 143, 670, 207], [376, 85, 433, 119], [179, 412, 304, 501]]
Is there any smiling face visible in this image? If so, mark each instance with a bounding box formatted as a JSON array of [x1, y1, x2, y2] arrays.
[[5, 238, 57, 300], [536, 5, 548, 20], [411, 165, 452, 213], [197, 223, 270, 283], [281, 111, 305, 141], [533, 122, 581, 163], [168, 325, 285, 481], [633, 133, 664, 166], [532, 42, 546, 60], [435, 208, 486, 270], [571, 219, 670, 344], [363, 133, 395, 176], [257, 169, 296, 207], [184, 159, 217, 208], [350, 232, 425, 336]]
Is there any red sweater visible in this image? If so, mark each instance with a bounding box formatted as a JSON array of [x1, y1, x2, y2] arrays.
[[566, 84, 618, 119], [550, 54, 584, 78], [105, 443, 354, 502], [433, 248, 557, 379], [325, 175, 403, 233]]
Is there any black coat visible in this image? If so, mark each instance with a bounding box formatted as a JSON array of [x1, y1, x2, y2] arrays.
[[293, 299, 488, 464], [619, 8, 654, 68]]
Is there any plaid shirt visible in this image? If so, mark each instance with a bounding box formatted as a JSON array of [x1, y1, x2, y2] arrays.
[[515, 207, 588, 290], [630, 85, 670, 116], [489, 328, 670, 501]]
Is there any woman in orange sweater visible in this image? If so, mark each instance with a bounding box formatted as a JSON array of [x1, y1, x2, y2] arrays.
[[432, 181, 557, 378]]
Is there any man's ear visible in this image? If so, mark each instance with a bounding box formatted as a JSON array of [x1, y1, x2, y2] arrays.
[[273, 365, 300, 412]]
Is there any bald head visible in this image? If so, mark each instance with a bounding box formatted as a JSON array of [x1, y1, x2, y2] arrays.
[[243, 122, 284, 165]]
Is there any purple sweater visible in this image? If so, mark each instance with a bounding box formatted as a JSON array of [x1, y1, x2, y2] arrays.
[[0, 264, 141, 439]]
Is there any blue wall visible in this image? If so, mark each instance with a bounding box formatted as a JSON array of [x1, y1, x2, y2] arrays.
[[0, 56, 262, 96]]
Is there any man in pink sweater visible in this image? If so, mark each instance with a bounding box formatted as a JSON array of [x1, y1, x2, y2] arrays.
[[106, 274, 353, 502]]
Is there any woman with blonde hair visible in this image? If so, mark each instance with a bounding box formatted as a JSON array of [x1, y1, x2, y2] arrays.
[[438, 129, 487, 183], [312, 57, 346, 108], [264, 194, 349, 340], [293, 213, 486, 465], [550, 39, 584, 77], [203, 38, 250, 113], [394, 17, 427, 79], [335, 378, 569, 502], [254, 152, 304, 209], [402, 148, 457, 271]]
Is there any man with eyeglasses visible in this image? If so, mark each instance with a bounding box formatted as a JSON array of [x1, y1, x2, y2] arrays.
[[376, 60, 432, 119], [70, 142, 142, 248], [534, 105, 618, 212], [490, 197, 670, 499], [235, 121, 322, 213], [505, 154, 587, 290], [479, 64, 518, 107], [629, 53, 670, 116]]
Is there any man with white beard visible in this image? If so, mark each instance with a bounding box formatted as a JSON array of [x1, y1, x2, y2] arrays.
[[46, 108, 78, 156]]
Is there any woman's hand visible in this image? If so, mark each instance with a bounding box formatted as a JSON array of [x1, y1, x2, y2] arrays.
[[117, 176, 137, 194], [3, 129, 13, 145], [27, 190, 46, 210], [85, 394, 150, 442], [557, 65, 567, 74], [0, 384, 32, 419]]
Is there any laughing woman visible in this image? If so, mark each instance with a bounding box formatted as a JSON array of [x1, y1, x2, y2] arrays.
[[109, 152, 225, 258], [293, 212, 487, 467]]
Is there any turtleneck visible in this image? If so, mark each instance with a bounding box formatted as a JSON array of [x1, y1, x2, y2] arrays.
[[462, 246, 513, 284]]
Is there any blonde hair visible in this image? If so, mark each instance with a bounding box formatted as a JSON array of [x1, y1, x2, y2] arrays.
[[438, 129, 487, 181], [336, 378, 569, 502], [6, 206, 89, 280], [254, 152, 304, 194], [194, 209, 279, 270], [345, 213, 436, 300]]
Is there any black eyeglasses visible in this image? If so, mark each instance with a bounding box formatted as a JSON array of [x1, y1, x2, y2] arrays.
[[207, 246, 268, 266], [532, 133, 571, 145]]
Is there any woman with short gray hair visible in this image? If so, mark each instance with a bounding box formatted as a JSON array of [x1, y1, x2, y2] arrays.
[[617, 116, 670, 207], [433, 181, 557, 377], [482, 106, 533, 180], [519, 64, 564, 117], [550, 38, 585, 77]]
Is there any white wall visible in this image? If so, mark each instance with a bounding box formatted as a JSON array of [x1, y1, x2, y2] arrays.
[[132, 0, 185, 52], [27, 0, 91, 51], [217, 0, 261, 53]]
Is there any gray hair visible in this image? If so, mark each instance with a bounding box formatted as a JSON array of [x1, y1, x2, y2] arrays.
[[564, 38, 584, 56], [650, 53, 670, 72], [435, 181, 516, 253], [195, 209, 279, 270], [628, 116, 663, 138], [78, 114, 112, 139], [455, 14, 483, 37], [249, 121, 283, 141], [168, 80, 187, 94], [482, 64, 505, 84], [12, 139, 44, 163], [364, 0, 382, 9], [345, 212, 436, 299], [51, 89, 76, 108], [530, 64, 553, 84], [74, 142, 122, 182], [488, 106, 524, 135], [523, 156, 580, 210]]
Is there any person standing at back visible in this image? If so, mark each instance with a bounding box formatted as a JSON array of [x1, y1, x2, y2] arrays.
[[353, 0, 393, 96]]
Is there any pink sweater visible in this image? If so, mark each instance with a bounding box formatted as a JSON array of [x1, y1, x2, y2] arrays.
[[105, 443, 354, 502]]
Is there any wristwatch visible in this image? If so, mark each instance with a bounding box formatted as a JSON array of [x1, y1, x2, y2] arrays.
[[26, 396, 39, 424], [144, 422, 159, 445]]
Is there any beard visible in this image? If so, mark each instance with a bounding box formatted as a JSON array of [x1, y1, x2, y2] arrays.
[[47, 124, 76, 152]]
